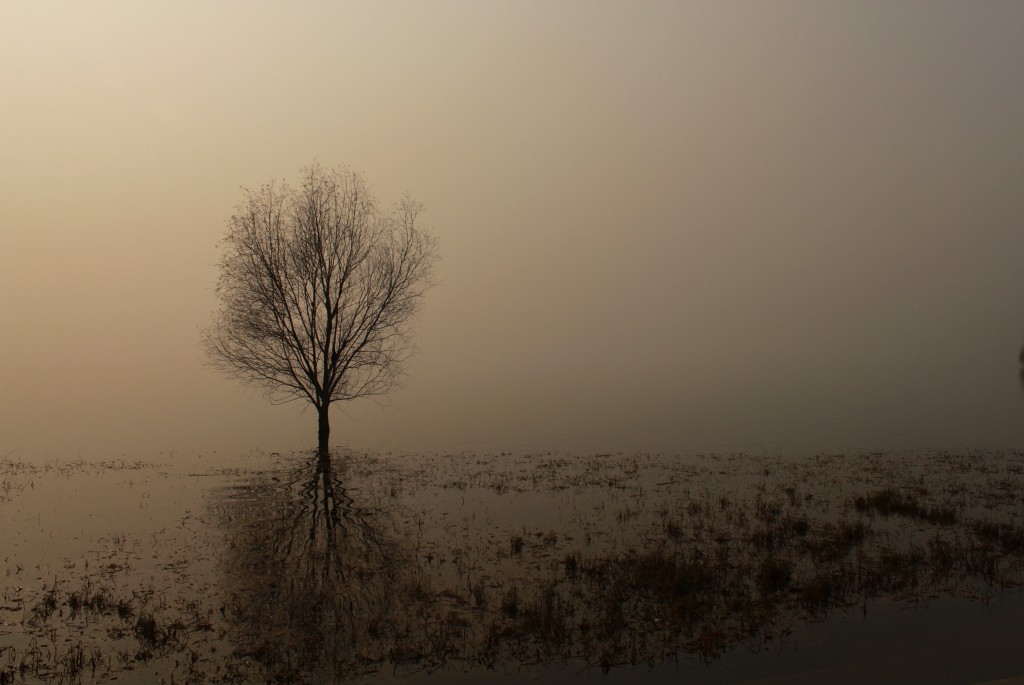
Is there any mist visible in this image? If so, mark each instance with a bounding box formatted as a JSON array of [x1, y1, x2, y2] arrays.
[[3, 1, 1024, 460]]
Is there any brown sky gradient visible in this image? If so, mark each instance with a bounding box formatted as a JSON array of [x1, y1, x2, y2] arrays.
[[3, 1, 1024, 459]]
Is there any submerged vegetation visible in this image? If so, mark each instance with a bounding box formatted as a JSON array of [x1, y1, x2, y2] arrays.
[[1, 449, 1023, 682]]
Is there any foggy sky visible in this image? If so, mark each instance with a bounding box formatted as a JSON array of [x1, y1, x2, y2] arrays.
[[3, 1, 1024, 460]]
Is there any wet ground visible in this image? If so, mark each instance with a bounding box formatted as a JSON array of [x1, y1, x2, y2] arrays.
[[1, 449, 1023, 684]]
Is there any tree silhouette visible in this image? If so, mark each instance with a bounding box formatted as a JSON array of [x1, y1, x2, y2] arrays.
[[204, 163, 437, 453]]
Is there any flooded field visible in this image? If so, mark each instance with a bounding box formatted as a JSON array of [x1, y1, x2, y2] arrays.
[[2, 449, 1024, 684]]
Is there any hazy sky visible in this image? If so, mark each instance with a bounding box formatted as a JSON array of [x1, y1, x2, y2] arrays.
[[3, 1, 1024, 460]]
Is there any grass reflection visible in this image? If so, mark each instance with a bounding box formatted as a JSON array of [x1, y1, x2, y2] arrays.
[[2, 450, 1023, 683], [209, 450, 1024, 681]]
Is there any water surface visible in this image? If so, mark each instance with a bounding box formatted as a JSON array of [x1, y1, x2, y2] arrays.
[[2, 449, 1023, 683]]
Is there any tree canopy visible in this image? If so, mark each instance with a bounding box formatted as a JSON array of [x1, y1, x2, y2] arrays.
[[204, 163, 438, 453]]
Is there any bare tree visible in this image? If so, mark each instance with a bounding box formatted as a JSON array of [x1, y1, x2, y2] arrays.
[[204, 163, 438, 455]]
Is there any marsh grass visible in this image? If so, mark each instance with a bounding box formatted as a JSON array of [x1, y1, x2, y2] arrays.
[[854, 488, 959, 525], [3, 571, 214, 685], [3, 449, 1024, 683], [973, 520, 1024, 554]]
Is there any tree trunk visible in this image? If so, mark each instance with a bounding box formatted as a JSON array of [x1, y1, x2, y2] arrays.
[[317, 402, 331, 457]]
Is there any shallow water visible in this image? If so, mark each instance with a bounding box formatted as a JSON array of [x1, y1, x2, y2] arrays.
[[1, 449, 1023, 683]]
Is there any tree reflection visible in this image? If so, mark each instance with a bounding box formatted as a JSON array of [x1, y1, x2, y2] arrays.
[[213, 452, 408, 681], [210, 451, 1024, 681]]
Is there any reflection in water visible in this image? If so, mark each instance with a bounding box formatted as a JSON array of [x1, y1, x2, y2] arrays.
[[209, 450, 1024, 682], [213, 453, 405, 681], [3, 451, 1024, 683]]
